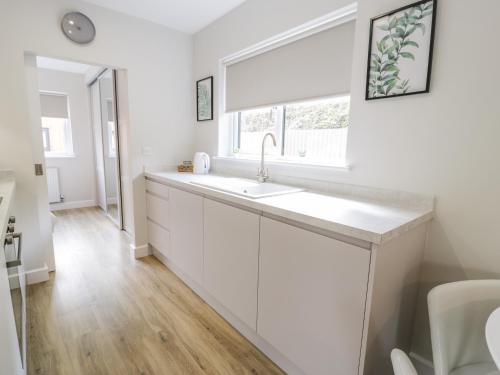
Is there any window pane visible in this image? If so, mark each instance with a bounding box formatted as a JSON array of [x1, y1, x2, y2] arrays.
[[42, 128, 50, 151], [41, 117, 68, 154], [237, 106, 280, 156], [284, 96, 349, 163]]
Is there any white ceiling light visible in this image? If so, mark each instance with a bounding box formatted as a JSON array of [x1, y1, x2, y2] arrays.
[[81, 0, 247, 34]]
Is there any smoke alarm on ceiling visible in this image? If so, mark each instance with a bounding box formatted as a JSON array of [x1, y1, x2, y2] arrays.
[[61, 12, 96, 44]]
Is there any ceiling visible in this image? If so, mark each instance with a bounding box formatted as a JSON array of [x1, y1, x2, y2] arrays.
[[81, 0, 247, 34], [36, 56, 93, 74]]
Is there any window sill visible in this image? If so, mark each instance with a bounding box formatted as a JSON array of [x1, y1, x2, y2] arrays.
[[45, 153, 76, 159], [213, 156, 351, 171]]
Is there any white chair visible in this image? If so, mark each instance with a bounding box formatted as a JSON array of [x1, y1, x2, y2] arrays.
[[486, 307, 500, 370], [391, 349, 418, 375], [428, 280, 500, 375]]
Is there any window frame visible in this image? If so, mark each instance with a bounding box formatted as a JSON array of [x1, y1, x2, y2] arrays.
[[234, 105, 285, 156], [39, 91, 75, 158], [41, 116, 75, 158], [231, 95, 350, 166], [217, 4, 357, 171]]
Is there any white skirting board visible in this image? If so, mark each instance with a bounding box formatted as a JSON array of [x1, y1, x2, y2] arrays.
[[49, 200, 96, 211], [151, 248, 307, 375], [130, 243, 150, 258], [25, 264, 49, 285]]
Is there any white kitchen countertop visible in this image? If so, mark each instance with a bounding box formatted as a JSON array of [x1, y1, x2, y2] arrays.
[[145, 171, 434, 245]]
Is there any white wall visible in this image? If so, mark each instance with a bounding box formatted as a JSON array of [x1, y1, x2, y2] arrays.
[[38, 68, 97, 207], [193, 0, 354, 154], [193, 0, 500, 361], [0, 0, 194, 280]]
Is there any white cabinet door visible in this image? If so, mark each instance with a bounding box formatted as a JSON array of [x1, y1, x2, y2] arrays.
[[169, 187, 203, 285], [203, 199, 259, 330], [258, 217, 370, 375]]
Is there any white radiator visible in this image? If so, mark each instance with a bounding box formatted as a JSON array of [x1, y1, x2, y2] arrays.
[[46, 167, 61, 203]]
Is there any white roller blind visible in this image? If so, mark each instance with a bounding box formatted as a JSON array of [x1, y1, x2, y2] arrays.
[[40, 93, 68, 118], [225, 20, 355, 113]]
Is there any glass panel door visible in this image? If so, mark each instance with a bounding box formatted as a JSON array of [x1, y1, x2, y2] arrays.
[[98, 70, 122, 226]]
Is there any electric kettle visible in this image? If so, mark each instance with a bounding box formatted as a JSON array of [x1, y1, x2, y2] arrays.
[[193, 152, 210, 174]]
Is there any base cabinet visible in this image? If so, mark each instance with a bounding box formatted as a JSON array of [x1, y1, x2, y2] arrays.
[[258, 217, 371, 375], [145, 178, 427, 375], [203, 199, 260, 330], [169, 187, 203, 285]]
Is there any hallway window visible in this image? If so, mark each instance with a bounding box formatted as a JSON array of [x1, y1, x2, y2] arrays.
[[39, 93, 74, 157]]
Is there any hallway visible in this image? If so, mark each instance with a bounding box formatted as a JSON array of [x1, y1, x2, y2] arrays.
[[27, 208, 283, 375]]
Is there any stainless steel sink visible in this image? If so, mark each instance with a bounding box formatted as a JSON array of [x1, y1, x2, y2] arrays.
[[190, 177, 302, 199]]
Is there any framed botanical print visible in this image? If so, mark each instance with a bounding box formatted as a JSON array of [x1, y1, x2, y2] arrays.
[[197, 76, 213, 121], [366, 0, 437, 100]]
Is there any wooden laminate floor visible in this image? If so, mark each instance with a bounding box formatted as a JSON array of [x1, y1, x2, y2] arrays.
[[28, 207, 284, 375]]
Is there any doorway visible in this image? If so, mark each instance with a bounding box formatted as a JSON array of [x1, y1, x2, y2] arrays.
[[34, 56, 127, 230]]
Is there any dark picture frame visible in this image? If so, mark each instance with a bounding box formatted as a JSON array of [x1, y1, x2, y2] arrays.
[[365, 0, 437, 100], [196, 76, 214, 121]]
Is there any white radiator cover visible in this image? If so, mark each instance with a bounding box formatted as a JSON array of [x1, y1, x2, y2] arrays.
[[46, 167, 61, 203]]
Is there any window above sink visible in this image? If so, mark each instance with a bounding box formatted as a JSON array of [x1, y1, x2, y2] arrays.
[[218, 15, 355, 170], [228, 95, 350, 167]]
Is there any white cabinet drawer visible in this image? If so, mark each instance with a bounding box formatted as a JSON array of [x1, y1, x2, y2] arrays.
[[146, 179, 169, 200], [146, 193, 169, 230], [147, 219, 171, 259]]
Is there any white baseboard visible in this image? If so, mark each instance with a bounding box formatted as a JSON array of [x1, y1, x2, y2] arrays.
[[25, 264, 49, 285], [410, 351, 434, 375], [130, 243, 150, 258], [151, 248, 306, 375], [50, 199, 96, 211]]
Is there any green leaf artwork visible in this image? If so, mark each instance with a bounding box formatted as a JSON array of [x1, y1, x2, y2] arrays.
[[197, 77, 213, 121], [367, 1, 434, 99]]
